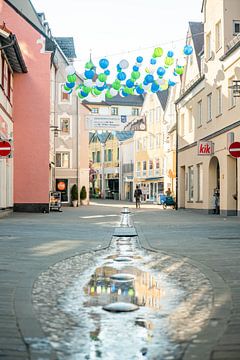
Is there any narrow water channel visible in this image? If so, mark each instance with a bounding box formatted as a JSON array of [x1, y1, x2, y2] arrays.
[[31, 209, 213, 360]]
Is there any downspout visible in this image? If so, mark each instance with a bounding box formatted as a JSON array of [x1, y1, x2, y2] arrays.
[[175, 103, 179, 210]]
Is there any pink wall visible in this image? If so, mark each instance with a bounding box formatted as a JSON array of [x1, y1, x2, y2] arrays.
[[1, 1, 51, 205]]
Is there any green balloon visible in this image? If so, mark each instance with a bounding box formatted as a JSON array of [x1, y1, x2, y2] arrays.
[[112, 80, 121, 90], [123, 86, 131, 94], [175, 66, 184, 75], [82, 86, 91, 94], [105, 90, 113, 99], [93, 88, 101, 95], [129, 87, 134, 95], [131, 71, 140, 80], [85, 61, 94, 69], [67, 74, 77, 82], [153, 47, 163, 58], [64, 84, 71, 91], [165, 57, 174, 66], [98, 73, 107, 82], [78, 92, 84, 99]]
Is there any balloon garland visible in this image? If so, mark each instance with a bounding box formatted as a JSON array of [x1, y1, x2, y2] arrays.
[[63, 45, 193, 100]]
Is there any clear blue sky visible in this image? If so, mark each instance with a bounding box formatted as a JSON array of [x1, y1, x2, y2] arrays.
[[31, 0, 203, 73]]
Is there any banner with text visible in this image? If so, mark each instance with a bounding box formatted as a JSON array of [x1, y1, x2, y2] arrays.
[[85, 115, 147, 131]]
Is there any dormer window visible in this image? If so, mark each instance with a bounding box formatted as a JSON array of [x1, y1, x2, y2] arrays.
[[233, 20, 240, 35]]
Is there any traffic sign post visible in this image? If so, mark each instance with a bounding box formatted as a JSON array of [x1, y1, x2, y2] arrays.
[[0, 140, 11, 157], [229, 141, 240, 158]]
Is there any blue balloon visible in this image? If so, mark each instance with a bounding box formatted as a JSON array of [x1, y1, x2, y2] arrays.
[[136, 56, 143, 63], [84, 70, 95, 79], [183, 45, 193, 55], [151, 82, 160, 93], [104, 69, 110, 76], [96, 86, 105, 91], [126, 79, 134, 88], [117, 64, 122, 72], [167, 50, 174, 58], [136, 86, 144, 95], [157, 67, 166, 77], [133, 65, 139, 71], [145, 74, 154, 83], [143, 79, 148, 86], [80, 91, 88, 97], [121, 90, 128, 97], [117, 72, 126, 81], [99, 58, 109, 69], [168, 79, 176, 86], [66, 82, 75, 89], [150, 58, 157, 65]]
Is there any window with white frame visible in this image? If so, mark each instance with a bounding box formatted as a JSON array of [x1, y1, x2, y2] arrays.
[[56, 152, 70, 168], [207, 93, 212, 122], [188, 166, 194, 201], [136, 161, 141, 177], [155, 158, 159, 175], [60, 84, 70, 102], [60, 118, 70, 134], [197, 100, 202, 127], [149, 160, 153, 175], [91, 108, 99, 114], [92, 152, 95, 162], [217, 86, 222, 115], [228, 77, 236, 108], [111, 107, 118, 115], [188, 107, 193, 132], [197, 163, 203, 201], [206, 32, 212, 60], [132, 107, 139, 116], [181, 113, 185, 136], [96, 151, 101, 162], [215, 20, 222, 51], [142, 160, 147, 176], [233, 20, 240, 35]]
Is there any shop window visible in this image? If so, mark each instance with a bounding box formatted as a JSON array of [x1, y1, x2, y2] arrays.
[[56, 152, 70, 168]]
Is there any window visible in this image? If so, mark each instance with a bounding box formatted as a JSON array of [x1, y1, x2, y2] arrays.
[[91, 108, 99, 114], [197, 100, 202, 127], [96, 151, 101, 162], [60, 118, 70, 134], [56, 152, 70, 168], [92, 152, 95, 162], [217, 86, 222, 115], [197, 163, 203, 201], [142, 161, 147, 176], [207, 93, 212, 122], [136, 161, 141, 177], [104, 149, 107, 161], [111, 107, 118, 115], [180, 114, 185, 136], [156, 133, 161, 147], [215, 21, 222, 51], [149, 134, 154, 149], [228, 77, 236, 108], [61, 84, 70, 102], [107, 149, 112, 161], [117, 147, 119, 160], [233, 20, 240, 35], [132, 108, 139, 116], [143, 136, 147, 150], [136, 139, 141, 152], [7, 67, 11, 99], [206, 32, 212, 60], [188, 108, 193, 132], [149, 160, 153, 176], [188, 166, 194, 201], [1, 54, 4, 89], [155, 158, 159, 175]]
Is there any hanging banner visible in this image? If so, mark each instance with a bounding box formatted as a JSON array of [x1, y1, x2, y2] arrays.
[[85, 115, 147, 131]]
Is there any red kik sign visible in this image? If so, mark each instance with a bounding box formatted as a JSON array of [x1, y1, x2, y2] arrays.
[[0, 140, 11, 157], [198, 141, 213, 155], [229, 141, 240, 158]]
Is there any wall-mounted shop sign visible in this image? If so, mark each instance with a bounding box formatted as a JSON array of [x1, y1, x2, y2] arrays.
[[198, 141, 214, 155]]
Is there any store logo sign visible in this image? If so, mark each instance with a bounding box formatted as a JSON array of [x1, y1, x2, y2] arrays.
[[198, 141, 214, 155]]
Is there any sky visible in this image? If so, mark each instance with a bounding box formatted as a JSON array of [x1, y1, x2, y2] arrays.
[[31, 0, 203, 75]]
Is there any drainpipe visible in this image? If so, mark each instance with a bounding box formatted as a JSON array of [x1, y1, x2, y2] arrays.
[[175, 103, 179, 210]]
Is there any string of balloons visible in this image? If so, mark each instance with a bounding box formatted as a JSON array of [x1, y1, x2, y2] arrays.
[[63, 45, 193, 100]]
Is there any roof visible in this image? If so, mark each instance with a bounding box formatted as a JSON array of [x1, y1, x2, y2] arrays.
[[0, 32, 27, 73], [189, 22, 204, 72], [54, 37, 76, 59], [156, 89, 169, 110], [5, 0, 44, 33], [115, 131, 134, 141]]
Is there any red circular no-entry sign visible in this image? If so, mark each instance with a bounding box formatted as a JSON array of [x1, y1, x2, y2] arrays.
[[229, 141, 240, 158], [0, 140, 11, 157]]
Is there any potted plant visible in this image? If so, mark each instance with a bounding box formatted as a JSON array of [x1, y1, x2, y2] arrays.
[[71, 184, 78, 207], [80, 185, 88, 205]]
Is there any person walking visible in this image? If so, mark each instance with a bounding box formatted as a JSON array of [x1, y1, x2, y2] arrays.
[[134, 185, 142, 208]]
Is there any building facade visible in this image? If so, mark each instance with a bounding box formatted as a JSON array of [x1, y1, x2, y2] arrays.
[[177, 0, 240, 215]]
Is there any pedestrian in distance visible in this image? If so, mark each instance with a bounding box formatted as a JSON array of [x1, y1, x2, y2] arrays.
[[134, 185, 142, 209]]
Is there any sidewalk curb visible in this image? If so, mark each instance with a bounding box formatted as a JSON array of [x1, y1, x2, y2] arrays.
[[135, 222, 232, 360]]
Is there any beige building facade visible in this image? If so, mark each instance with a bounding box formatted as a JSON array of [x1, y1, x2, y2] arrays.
[[177, 0, 240, 215]]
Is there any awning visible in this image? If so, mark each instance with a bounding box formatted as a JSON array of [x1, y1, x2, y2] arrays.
[[145, 177, 164, 181], [0, 32, 27, 73]]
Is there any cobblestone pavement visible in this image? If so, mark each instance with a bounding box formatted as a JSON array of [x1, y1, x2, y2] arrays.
[[0, 200, 240, 359]]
